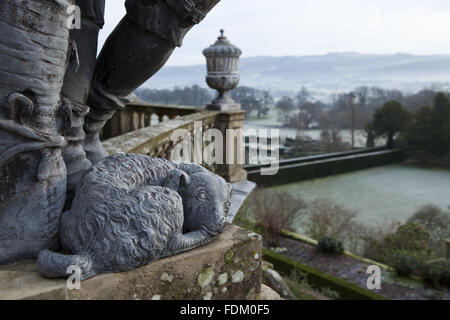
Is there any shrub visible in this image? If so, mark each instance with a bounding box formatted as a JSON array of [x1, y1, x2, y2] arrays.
[[317, 236, 344, 254], [251, 189, 307, 247], [304, 199, 358, 241], [363, 222, 433, 263], [420, 262, 450, 288], [408, 205, 450, 257], [386, 250, 428, 277], [302, 200, 395, 256], [383, 222, 432, 254], [358, 220, 398, 259]]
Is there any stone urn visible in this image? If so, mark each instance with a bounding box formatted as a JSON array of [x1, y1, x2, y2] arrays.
[[203, 30, 242, 111]]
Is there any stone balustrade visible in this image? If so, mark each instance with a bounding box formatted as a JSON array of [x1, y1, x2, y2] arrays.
[[101, 102, 200, 141], [102, 102, 248, 182], [103, 109, 217, 158], [103, 104, 247, 182]]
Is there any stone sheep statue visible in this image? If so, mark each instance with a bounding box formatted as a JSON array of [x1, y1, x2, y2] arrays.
[[37, 153, 233, 280]]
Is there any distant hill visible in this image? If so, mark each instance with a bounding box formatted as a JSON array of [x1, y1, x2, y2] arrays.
[[143, 53, 450, 98]]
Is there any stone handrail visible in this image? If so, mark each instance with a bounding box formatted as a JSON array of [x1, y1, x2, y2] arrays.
[[101, 102, 201, 140], [102, 102, 248, 182], [103, 110, 219, 159]]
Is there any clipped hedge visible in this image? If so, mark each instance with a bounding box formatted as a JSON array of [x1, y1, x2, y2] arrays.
[[263, 249, 387, 300], [248, 149, 405, 187]]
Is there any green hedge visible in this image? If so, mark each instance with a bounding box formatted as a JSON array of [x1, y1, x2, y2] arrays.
[[263, 249, 387, 300]]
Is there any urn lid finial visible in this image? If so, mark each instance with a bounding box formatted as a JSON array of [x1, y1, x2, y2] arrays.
[[203, 29, 242, 58]]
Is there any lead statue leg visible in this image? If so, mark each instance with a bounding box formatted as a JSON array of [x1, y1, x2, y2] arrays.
[[83, 0, 221, 164], [61, 0, 105, 206]]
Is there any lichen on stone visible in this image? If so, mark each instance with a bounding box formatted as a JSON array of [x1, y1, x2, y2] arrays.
[[225, 250, 234, 263], [247, 232, 261, 240], [232, 270, 245, 283], [198, 266, 214, 288], [250, 259, 260, 272], [203, 292, 213, 300], [218, 273, 228, 286], [161, 272, 174, 283]]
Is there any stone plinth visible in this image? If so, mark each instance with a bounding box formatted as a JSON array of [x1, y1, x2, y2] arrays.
[[207, 100, 242, 111], [215, 110, 248, 183], [0, 225, 262, 300]]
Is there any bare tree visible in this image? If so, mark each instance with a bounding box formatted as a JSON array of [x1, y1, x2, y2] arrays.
[[348, 93, 357, 149], [276, 97, 295, 125], [296, 86, 311, 109]]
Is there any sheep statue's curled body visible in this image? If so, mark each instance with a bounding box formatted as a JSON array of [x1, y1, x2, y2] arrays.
[[37, 153, 233, 280]]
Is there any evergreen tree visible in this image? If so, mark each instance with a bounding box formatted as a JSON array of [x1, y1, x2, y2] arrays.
[[371, 101, 410, 148], [401, 92, 450, 158]]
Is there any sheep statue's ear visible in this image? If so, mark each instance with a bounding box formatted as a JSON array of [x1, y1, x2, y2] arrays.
[[228, 183, 234, 199], [224, 183, 234, 217], [163, 169, 191, 192]]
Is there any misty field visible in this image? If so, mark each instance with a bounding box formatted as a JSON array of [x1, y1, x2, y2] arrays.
[[270, 163, 450, 229]]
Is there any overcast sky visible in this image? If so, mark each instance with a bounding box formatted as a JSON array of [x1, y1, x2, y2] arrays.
[[99, 0, 450, 66]]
